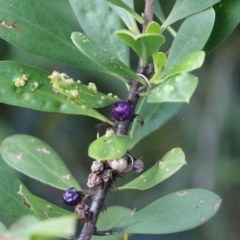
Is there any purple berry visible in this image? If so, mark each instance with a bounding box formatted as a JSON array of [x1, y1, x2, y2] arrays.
[[63, 187, 81, 206], [112, 101, 133, 121]]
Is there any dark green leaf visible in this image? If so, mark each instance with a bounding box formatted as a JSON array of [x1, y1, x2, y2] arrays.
[[116, 22, 165, 66], [119, 148, 186, 190], [0, 0, 110, 72], [129, 98, 185, 149], [18, 184, 74, 220], [0, 134, 81, 190], [147, 73, 198, 103], [49, 71, 120, 108], [120, 189, 221, 234], [1, 215, 77, 239], [204, 0, 240, 53], [71, 32, 144, 84], [92, 206, 132, 239], [153, 0, 165, 23], [162, 8, 215, 76], [106, 0, 144, 24], [0, 158, 32, 220], [163, 0, 220, 28], [69, 0, 129, 64], [107, 0, 139, 34], [88, 130, 130, 161], [0, 61, 112, 123]]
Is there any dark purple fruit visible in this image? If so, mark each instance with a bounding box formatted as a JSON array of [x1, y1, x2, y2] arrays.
[[63, 187, 81, 206], [112, 101, 133, 121]]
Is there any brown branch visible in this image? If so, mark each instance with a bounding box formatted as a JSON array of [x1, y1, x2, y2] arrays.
[[77, 1, 155, 239]]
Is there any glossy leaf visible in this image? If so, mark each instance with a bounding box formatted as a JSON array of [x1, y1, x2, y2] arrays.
[[163, 0, 220, 28], [88, 131, 130, 161], [1, 215, 77, 239], [106, 0, 144, 24], [107, 0, 139, 34], [204, 0, 240, 53], [71, 32, 144, 84], [0, 158, 32, 220], [162, 8, 215, 77], [120, 189, 221, 234], [116, 23, 165, 66], [0, 0, 113, 73], [119, 148, 186, 190], [147, 73, 198, 103], [129, 98, 185, 149], [92, 206, 132, 240], [49, 71, 120, 108], [158, 51, 205, 81], [18, 184, 74, 220], [0, 61, 113, 124], [69, 0, 128, 64], [0, 134, 81, 190]]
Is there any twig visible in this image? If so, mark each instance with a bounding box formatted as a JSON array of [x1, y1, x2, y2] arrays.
[[77, 1, 155, 239]]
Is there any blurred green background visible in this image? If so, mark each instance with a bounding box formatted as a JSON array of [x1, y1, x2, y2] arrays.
[[1, 0, 240, 239]]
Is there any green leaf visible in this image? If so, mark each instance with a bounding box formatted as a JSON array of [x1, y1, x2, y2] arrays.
[[107, 0, 139, 34], [120, 189, 221, 234], [0, 158, 32, 220], [204, 0, 240, 53], [0, 61, 113, 124], [2, 215, 77, 239], [150, 52, 166, 82], [106, 0, 144, 24], [88, 130, 130, 161], [68, 0, 129, 64], [163, 0, 220, 28], [153, 0, 165, 23], [129, 98, 185, 149], [147, 73, 198, 103], [162, 8, 215, 76], [158, 51, 205, 81], [0, 222, 7, 233], [116, 23, 165, 66], [119, 148, 186, 190], [49, 71, 120, 108], [18, 184, 74, 220], [92, 206, 132, 239], [71, 32, 144, 84], [0, 0, 113, 73], [0, 134, 81, 190]]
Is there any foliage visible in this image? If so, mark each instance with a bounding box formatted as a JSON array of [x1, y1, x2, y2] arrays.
[[0, 0, 239, 239]]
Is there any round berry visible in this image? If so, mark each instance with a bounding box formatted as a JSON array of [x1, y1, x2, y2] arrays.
[[63, 187, 81, 206], [112, 101, 133, 121]]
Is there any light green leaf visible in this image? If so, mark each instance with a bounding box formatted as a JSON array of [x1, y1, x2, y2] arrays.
[[120, 189, 221, 234], [147, 73, 198, 103], [0, 61, 113, 124], [150, 52, 166, 82], [88, 131, 130, 161], [0, 134, 81, 190], [204, 0, 240, 53], [2, 215, 77, 239], [0, 158, 32, 220], [92, 206, 132, 239], [106, 0, 144, 24], [158, 51, 205, 81], [162, 8, 215, 77], [119, 148, 186, 190], [116, 24, 165, 67], [0, 222, 7, 233], [107, 0, 139, 34], [0, 0, 113, 73], [129, 98, 185, 149], [163, 0, 220, 28], [18, 184, 74, 220], [69, 0, 129, 64], [71, 32, 144, 84]]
